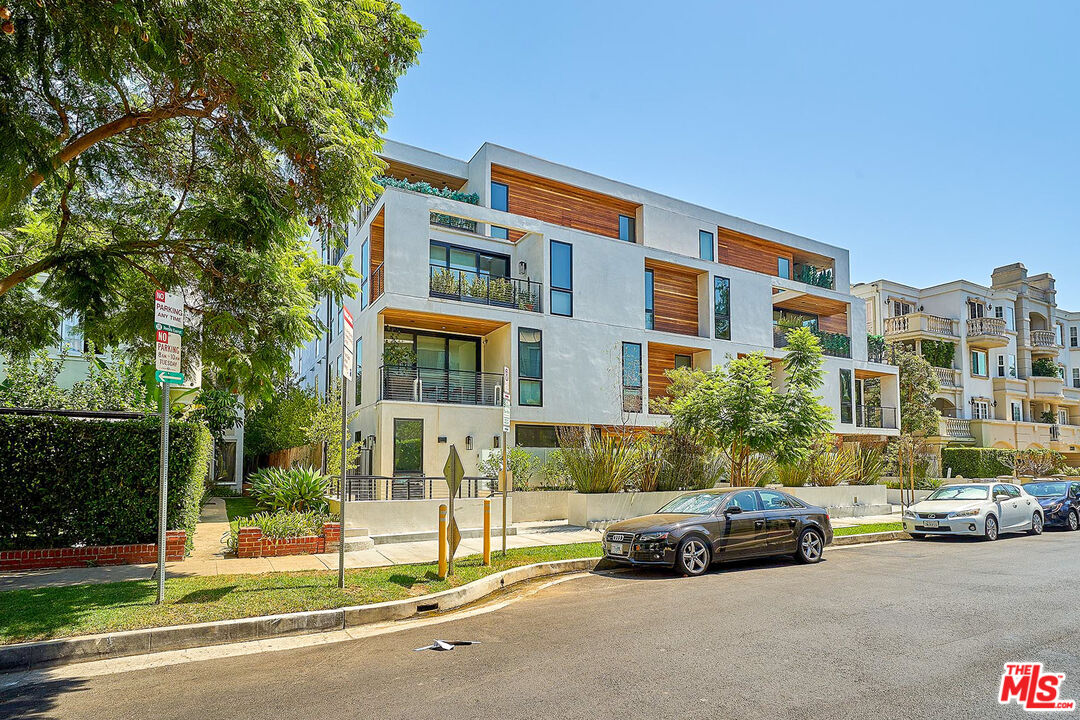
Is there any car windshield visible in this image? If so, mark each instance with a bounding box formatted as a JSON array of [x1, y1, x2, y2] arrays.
[[1023, 482, 1069, 498], [657, 492, 728, 515], [926, 486, 989, 501]]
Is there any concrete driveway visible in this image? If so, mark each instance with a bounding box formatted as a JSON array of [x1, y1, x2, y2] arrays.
[[4, 531, 1079, 719]]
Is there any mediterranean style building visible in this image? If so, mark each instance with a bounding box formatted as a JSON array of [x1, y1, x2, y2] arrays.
[[294, 140, 901, 478], [853, 263, 1080, 465]]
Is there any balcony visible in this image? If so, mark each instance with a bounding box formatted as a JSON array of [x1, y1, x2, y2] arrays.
[[1029, 329, 1063, 355], [853, 405, 898, 430], [380, 365, 503, 406], [429, 265, 543, 313], [774, 326, 850, 358], [966, 317, 1009, 348], [940, 417, 975, 440], [882, 313, 958, 340], [933, 367, 962, 389]]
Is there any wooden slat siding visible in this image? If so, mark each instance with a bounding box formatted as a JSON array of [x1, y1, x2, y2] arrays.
[[370, 208, 385, 278], [380, 308, 506, 336], [818, 312, 848, 334], [507, 229, 527, 243], [648, 345, 679, 410], [646, 260, 700, 337], [379, 158, 467, 190], [716, 226, 794, 276], [490, 165, 639, 239]]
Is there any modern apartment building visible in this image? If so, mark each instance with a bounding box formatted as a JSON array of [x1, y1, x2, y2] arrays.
[[853, 263, 1080, 465], [294, 140, 901, 478]]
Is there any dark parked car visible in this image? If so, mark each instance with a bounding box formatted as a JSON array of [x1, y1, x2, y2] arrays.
[[1022, 480, 1080, 530], [602, 488, 834, 576]]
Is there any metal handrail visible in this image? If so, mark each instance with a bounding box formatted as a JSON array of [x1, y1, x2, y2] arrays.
[[428, 264, 543, 313], [380, 365, 504, 406], [338, 475, 496, 501]]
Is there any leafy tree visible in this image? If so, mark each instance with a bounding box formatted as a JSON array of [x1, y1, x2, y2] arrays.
[[478, 447, 540, 491], [186, 387, 242, 481], [0, 1, 423, 396], [0, 346, 153, 411], [893, 344, 940, 436], [244, 381, 320, 458], [306, 379, 358, 477], [668, 327, 833, 485]]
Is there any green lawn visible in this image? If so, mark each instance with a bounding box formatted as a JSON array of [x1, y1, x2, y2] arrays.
[[0, 543, 602, 645], [834, 522, 904, 537], [221, 496, 259, 521]]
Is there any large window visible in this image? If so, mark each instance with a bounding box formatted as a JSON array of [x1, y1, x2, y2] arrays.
[[1073, 368, 1080, 389], [516, 424, 559, 448], [550, 240, 573, 316], [1072, 327, 1078, 348], [429, 241, 510, 278], [714, 276, 730, 340], [393, 418, 424, 475], [619, 214, 636, 243], [645, 269, 655, 329], [490, 181, 509, 239], [970, 349, 988, 377], [1011, 402, 1022, 422], [674, 354, 692, 370], [518, 328, 542, 406], [839, 368, 853, 424], [354, 337, 362, 404], [778, 257, 791, 279], [699, 230, 714, 261], [622, 342, 642, 412]]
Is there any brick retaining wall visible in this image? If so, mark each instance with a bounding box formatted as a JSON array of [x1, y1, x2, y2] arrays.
[[0, 530, 186, 571], [236, 522, 340, 558]]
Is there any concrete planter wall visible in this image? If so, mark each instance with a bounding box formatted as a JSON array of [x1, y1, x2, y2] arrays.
[[886, 489, 934, 505], [512, 491, 572, 523], [567, 491, 684, 527], [335, 497, 511, 537]]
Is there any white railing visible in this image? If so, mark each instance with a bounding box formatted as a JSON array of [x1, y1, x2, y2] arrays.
[[942, 417, 974, 439], [883, 313, 958, 337], [967, 316, 1007, 338], [1030, 329, 1061, 348], [933, 367, 961, 388]]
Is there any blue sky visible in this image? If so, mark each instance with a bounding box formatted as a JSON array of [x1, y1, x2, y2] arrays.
[[386, 2, 1080, 307]]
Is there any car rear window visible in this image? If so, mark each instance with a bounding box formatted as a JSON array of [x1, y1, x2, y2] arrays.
[[926, 486, 989, 501]]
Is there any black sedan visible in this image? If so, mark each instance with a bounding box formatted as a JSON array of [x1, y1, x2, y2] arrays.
[[601, 488, 834, 576], [1022, 480, 1080, 530]]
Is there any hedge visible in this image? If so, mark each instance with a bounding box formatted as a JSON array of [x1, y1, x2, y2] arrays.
[[0, 415, 211, 550], [941, 448, 1014, 479]]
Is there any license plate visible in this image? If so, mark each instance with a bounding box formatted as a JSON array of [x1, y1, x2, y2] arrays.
[[610, 542, 625, 555], [923, 520, 939, 528]]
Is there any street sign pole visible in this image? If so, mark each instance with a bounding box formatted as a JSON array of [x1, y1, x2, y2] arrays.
[[502, 366, 511, 557], [157, 379, 170, 604], [339, 307, 354, 589]]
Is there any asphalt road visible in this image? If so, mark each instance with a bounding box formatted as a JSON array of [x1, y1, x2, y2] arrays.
[[5, 530, 1080, 720]]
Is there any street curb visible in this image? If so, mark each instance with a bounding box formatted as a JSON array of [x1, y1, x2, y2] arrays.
[[0, 557, 601, 673], [833, 530, 909, 546]]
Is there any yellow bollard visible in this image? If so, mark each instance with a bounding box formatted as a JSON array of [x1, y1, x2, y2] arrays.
[[483, 498, 491, 565], [438, 504, 448, 579]]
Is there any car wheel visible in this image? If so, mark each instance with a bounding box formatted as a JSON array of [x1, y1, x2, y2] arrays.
[[1069, 510, 1079, 532], [795, 528, 824, 564], [675, 536, 711, 577], [983, 514, 999, 541], [1028, 512, 1044, 536]]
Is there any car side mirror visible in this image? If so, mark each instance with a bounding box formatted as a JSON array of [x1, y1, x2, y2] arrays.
[[724, 506, 743, 515], [995, 494, 1010, 501]]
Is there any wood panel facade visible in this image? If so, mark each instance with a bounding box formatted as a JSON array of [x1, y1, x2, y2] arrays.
[[490, 165, 639, 240], [647, 260, 701, 337], [647, 344, 696, 413], [716, 226, 793, 277]]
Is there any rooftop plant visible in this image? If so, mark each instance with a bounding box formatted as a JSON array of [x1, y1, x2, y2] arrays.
[[376, 176, 480, 205]]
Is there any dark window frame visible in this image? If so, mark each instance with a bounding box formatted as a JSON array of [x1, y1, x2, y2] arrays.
[[515, 424, 560, 448], [550, 239, 574, 317], [518, 327, 543, 407], [714, 275, 731, 340], [429, 240, 511, 277], [393, 418, 424, 475], [699, 230, 714, 261], [645, 268, 655, 329], [839, 368, 853, 424], [490, 180, 509, 212], [619, 214, 636, 243], [622, 342, 643, 413], [384, 326, 481, 372]]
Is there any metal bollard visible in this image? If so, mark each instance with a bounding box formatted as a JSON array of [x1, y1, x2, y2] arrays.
[[438, 504, 448, 579], [483, 498, 491, 565]]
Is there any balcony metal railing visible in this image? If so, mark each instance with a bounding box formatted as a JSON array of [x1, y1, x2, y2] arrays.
[[773, 326, 851, 358], [1030, 329, 1062, 349], [966, 316, 1007, 338], [933, 367, 962, 388], [852, 404, 898, 430], [338, 475, 495, 501], [361, 262, 384, 306], [429, 265, 543, 313], [380, 365, 504, 406], [883, 313, 958, 337], [430, 211, 479, 234]]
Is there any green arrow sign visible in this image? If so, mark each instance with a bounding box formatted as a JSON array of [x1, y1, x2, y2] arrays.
[[155, 370, 185, 384]]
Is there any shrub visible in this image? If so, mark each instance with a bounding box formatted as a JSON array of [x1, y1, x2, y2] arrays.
[[0, 414, 210, 550], [941, 448, 1015, 478], [638, 432, 729, 491], [555, 429, 639, 493], [920, 340, 955, 370], [849, 445, 885, 485], [478, 448, 540, 491], [1031, 358, 1060, 378], [227, 510, 330, 550], [776, 439, 858, 487], [375, 176, 480, 205], [249, 466, 331, 513]]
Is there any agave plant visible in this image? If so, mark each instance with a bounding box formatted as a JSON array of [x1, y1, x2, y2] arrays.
[[249, 466, 332, 513], [555, 428, 639, 494]]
